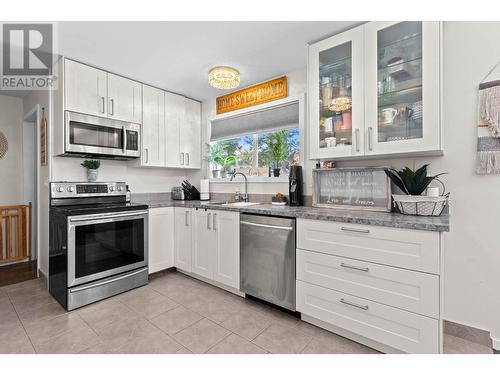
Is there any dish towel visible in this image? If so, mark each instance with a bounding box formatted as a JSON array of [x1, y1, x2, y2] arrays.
[[477, 80, 500, 174]]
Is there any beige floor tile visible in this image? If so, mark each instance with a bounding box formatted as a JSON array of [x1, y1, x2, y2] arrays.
[[220, 309, 272, 340], [78, 343, 115, 354], [190, 297, 243, 324], [122, 293, 178, 320], [94, 316, 155, 347], [151, 305, 203, 335], [117, 285, 162, 303], [301, 334, 379, 354], [112, 322, 182, 354], [174, 318, 231, 353], [0, 304, 23, 332], [0, 324, 35, 354], [10, 291, 57, 313], [4, 278, 45, 292], [207, 334, 267, 354], [253, 323, 313, 354], [18, 301, 67, 325], [176, 346, 193, 354], [443, 334, 493, 354], [77, 299, 138, 330], [34, 324, 101, 354], [24, 312, 88, 346]]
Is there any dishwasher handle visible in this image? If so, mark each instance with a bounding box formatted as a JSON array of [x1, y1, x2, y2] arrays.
[[240, 220, 293, 232]]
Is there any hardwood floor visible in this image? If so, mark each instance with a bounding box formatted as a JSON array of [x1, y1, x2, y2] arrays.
[[0, 260, 38, 287]]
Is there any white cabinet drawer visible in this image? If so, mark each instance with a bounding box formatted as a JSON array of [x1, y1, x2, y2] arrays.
[[297, 249, 439, 318], [297, 280, 439, 353], [297, 219, 440, 274]]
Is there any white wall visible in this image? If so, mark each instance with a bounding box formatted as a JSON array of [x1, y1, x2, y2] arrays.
[[0, 95, 24, 205]]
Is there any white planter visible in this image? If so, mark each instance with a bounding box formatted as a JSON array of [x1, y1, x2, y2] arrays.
[[87, 169, 98, 182]]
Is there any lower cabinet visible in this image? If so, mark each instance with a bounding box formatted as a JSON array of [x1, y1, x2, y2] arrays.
[[174, 207, 193, 273], [148, 207, 175, 274], [192, 208, 240, 289]]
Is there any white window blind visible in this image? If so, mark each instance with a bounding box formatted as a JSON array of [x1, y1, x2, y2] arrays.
[[210, 101, 299, 141]]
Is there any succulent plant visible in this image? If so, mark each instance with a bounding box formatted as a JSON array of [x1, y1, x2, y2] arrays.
[[384, 164, 446, 196], [80, 160, 101, 170]]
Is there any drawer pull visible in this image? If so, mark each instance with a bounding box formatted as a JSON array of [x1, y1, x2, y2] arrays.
[[340, 298, 369, 310], [341, 226, 370, 234], [340, 262, 369, 272]]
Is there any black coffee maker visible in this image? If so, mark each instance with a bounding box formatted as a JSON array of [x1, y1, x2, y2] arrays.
[[289, 165, 303, 206]]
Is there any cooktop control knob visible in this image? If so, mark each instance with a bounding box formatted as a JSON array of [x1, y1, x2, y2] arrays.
[[109, 186, 115, 191], [68, 186, 74, 192], [57, 186, 64, 192], [118, 186, 123, 191]]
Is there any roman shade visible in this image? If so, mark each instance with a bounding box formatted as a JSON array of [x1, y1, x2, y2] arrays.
[[210, 101, 299, 141]]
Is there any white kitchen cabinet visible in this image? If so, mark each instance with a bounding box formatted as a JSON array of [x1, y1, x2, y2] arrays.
[[64, 59, 107, 117], [141, 85, 166, 167], [212, 210, 240, 289], [64, 59, 142, 124], [174, 207, 193, 272], [107, 73, 142, 124], [308, 21, 441, 160], [165, 93, 201, 169], [187, 208, 240, 289], [148, 207, 174, 274], [192, 209, 215, 279]]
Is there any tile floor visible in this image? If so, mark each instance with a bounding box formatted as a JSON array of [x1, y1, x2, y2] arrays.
[[0, 271, 493, 354]]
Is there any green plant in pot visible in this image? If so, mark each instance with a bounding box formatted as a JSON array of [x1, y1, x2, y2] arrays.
[[213, 155, 237, 178], [384, 164, 446, 195], [81, 160, 101, 182], [265, 130, 288, 177]]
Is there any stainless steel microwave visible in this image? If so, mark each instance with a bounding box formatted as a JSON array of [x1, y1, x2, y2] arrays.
[[65, 111, 141, 159]]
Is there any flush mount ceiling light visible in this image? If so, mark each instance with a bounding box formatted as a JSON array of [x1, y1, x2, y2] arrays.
[[208, 66, 240, 90]]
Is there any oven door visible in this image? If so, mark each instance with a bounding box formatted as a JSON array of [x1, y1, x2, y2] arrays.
[[67, 210, 148, 287], [65, 111, 141, 158]]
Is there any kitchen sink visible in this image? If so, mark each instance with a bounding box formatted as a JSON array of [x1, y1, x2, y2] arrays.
[[208, 201, 261, 207]]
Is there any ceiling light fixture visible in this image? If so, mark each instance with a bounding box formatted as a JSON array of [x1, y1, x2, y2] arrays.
[[208, 66, 240, 90]]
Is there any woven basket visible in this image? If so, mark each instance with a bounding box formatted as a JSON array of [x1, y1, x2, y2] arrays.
[[392, 194, 449, 216]]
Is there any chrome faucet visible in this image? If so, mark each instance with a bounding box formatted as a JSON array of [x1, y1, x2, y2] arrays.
[[230, 171, 248, 202]]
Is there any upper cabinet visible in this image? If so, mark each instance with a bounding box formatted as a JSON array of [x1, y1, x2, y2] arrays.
[[141, 85, 166, 167], [309, 22, 441, 160], [64, 59, 142, 124]]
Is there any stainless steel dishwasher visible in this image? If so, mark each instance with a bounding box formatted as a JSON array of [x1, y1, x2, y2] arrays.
[[240, 214, 296, 311]]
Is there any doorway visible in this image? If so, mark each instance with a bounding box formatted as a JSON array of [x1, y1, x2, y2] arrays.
[[0, 104, 40, 286]]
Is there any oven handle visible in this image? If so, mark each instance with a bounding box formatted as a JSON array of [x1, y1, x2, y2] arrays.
[[69, 268, 147, 293], [69, 210, 149, 223], [122, 125, 127, 154]]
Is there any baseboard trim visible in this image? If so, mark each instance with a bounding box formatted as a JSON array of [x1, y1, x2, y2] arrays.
[[444, 320, 492, 348], [176, 269, 244, 297], [148, 267, 176, 280], [38, 268, 48, 289]]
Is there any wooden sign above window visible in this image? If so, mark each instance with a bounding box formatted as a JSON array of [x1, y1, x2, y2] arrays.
[[216, 76, 287, 115]]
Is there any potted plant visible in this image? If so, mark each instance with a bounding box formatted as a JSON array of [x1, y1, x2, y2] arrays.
[[208, 143, 222, 178], [384, 164, 448, 216], [265, 130, 288, 177], [213, 155, 237, 178], [81, 160, 101, 182]]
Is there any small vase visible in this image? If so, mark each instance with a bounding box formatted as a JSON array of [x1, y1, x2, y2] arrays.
[[220, 171, 227, 179], [273, 168, 281, 177], [87, 169, 98, 182], [212, 170, 220, 179]]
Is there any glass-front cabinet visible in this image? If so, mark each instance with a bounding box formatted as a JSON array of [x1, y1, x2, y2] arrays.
[[309, 22, 441, 159], [309, 26, 364, 159]]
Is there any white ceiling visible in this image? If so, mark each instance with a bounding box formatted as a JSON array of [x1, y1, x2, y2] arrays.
[[57, 21, 362, 102]]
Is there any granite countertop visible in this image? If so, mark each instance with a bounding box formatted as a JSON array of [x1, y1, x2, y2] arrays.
[[133, 198, 449, 232]]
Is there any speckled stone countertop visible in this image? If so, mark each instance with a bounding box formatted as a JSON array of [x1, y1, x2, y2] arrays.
[[133, 198, 449, 232]]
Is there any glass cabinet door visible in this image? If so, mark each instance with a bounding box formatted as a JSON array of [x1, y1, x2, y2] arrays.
[[365, 21, 440, 155], [309, 26, 364, 159]]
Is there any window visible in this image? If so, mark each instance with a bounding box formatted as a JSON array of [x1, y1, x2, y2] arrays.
[[209, 128, 300, 178], [209, 100, 301, 179]]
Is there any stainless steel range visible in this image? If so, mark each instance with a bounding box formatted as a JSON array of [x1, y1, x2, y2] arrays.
[[49, 182, 148, 310]]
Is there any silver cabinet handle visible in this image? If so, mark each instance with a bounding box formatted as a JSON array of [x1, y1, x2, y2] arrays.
[[240, 221, 293, 232], [180, 152, 185, 165], [340, 262, 369, 272], [340, 298, 369, 310], [213, 213, 217, 231], [69, 210, 148, 223], [144, 148, 148, 164], [341, 226, 370, 234], [207, 212, 211, 230], [355, 128, 360, 152], [109, 98, 114, 116], [368, 126, 373, 151], [100, 96, 105, 114], [186, 153, 190, 166]]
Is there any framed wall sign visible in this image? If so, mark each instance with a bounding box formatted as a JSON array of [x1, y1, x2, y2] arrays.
[[216, 76, 287, 114], [312, 167, 392, 212]]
